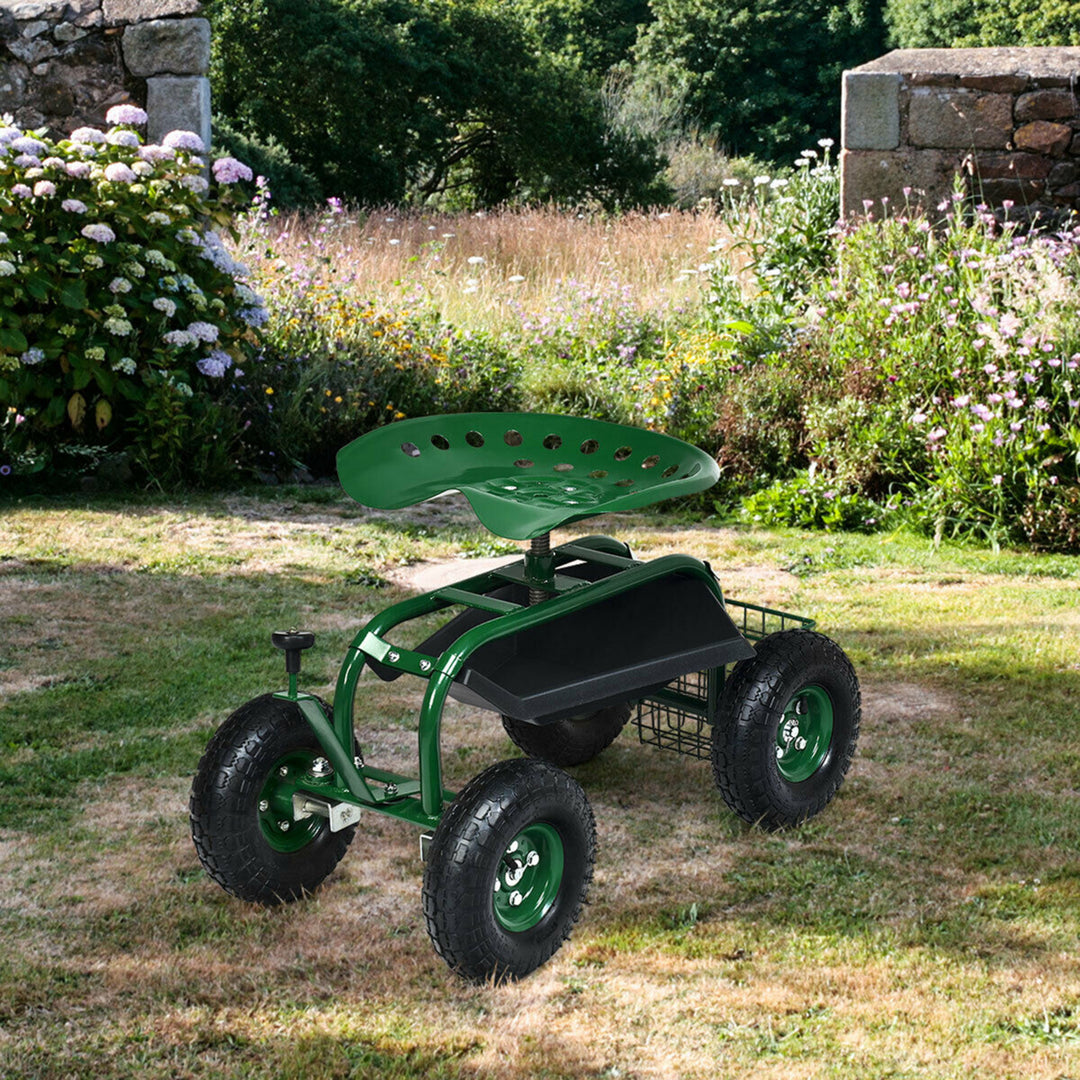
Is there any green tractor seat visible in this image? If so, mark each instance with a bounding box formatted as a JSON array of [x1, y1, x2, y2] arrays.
[[337, 412, 719, 540]]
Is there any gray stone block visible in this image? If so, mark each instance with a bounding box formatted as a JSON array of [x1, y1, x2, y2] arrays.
[[146, 73, 209, 148], [840, 147, 960, 217], [909, 88, 1012, 149], [103, 0, 201, 26], [842, 70, 901, 150], [1015, 90, 1076, 123], [122, 16, 209, 76]]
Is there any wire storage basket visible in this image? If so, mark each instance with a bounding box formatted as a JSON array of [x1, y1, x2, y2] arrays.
[[633, 598, 816, 760]]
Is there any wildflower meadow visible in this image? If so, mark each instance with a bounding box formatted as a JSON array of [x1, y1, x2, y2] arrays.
[[3, 113, 1080, 552]]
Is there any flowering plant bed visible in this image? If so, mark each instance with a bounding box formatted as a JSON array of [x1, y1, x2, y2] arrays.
[[0, 106, 262, 482]]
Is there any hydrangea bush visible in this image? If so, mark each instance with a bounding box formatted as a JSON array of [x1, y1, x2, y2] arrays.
[[0, 106, 262, 483]]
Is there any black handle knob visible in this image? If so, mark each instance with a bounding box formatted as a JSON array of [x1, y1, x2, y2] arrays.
[[272, 629, 315, 674]]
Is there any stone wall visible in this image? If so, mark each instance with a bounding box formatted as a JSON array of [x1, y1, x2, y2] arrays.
[[0, 0, 210, 147], [841, 48, 1080, 220]]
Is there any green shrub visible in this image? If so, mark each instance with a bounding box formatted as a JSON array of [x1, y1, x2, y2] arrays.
[[0, 109, 260, 486], [741, 470, 899, 532]]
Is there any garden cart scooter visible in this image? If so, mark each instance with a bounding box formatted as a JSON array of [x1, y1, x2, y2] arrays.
[[190, 413, 860, 982]]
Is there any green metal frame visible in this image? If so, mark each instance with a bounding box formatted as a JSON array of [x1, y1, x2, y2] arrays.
[[272, 535, 727, 832]]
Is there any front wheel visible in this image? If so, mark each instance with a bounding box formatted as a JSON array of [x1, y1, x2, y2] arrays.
[[422, 758, 596, 983], [501, 702, 631, 766], [189, 693, 356, 905], [712, 629, 860, 830]]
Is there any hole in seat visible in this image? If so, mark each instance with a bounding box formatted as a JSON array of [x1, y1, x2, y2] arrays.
[[580, 439, 599, 455], [431, 434, 450, 450], [514, 458, 534, 468], [661, 465, 678, 478], [588, 469, 608, 479], [504, 430, 523, 447], [465, 430, 485, 447], [615, 478, 634, 487], [401, 442, 421, 458], [553, 463, 574, 472], [543, 434, 563, 450], [642, 455, 660, 469], [614, 446, 632, 461]]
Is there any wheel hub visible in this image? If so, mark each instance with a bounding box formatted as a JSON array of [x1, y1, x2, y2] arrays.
[[492, 824, 564, 932], [258, 750, 327, 852], [775, 684, 833, 783]]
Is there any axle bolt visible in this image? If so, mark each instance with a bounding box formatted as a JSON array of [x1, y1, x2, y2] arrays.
[[258, 799, 269, 812], [310, 757, 332, 778], [354, 755, 365, 770], [385, 783, 398, 797], [509, 891, 523, 907], [278, 820, 290, 832]]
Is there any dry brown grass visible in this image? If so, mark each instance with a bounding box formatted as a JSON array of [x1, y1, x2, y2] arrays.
[[241, 205, 727, 330], [3, 496, 1080, 1078]]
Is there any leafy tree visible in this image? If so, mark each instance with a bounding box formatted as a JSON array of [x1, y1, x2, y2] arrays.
[[504, 0, 653, 75], [209, 0, 666, 208], [885, 0, 1080, 47], [633, 0, 887, 161]]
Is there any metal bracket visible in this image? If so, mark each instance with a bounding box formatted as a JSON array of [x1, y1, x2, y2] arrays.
[[292, 792, 362, 832], [419, 832, 434, 861]]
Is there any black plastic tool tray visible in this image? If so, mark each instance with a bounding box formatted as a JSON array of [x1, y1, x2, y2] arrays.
[[375, 566, 755, 724]]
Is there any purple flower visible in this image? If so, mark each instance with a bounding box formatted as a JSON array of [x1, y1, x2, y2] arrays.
[[212, 156, 254, 184], [11, 184, 32, 198], [21, 347, 45, 365], [65, 161, 92, 179], [62, 198, 88, 214], [81, 223, 116, 243], [10, 136, 47, 157], [163, 330, 196, 347], [106, 104, 148, 126], [163, 130, 206, 153], [187, 321, 219, 343], [104, 162, 137, 183], [0, 127, 19, 145], [197, 350, 233, 377], [180, 174, 209, 194], [14, 154, 41, 168]]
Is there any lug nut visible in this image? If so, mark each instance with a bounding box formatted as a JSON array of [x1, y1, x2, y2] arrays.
[[278, 765, 288, 777], [526, 851, 540, 867], [796, 737, 807, 751], [509, 891, 523, 907], [278, 820, 290, 832], [310, 757, 332, 777], [258, 799, 269, 812]]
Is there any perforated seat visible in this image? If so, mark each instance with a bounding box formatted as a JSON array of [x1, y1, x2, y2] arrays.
[[337, 413, 720, 539]]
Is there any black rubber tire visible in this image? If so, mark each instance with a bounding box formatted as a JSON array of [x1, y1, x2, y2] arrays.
[[500, 702, 631, 767], [189, 693, 356, 906], [422, 758, 596, 983], [712, 629, 860, 830]]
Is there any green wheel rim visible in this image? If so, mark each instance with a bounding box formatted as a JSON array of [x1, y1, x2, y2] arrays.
[[258, 750, 325, 853], [775, 684, 834, 783], [492, 822, 564, 933]]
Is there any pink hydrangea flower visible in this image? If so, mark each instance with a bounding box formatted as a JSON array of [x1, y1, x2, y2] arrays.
[[139, 144, 176, 163], [11, 184, 32, 198], [163, 130, 206, 153], [65, 161, 92, 178], [107, 130, 141, 149], [212, 156, 253, 184], [33, 180, 56, 197], [105, 104, 149, 126], [69, 127, 106, 145], [81, 223, 116, 243], [62, 198, 88, 213], [104, 162, 137, 183]]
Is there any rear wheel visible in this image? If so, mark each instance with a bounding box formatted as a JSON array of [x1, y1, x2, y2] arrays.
[[190, 693, 356, 905], [712, 630, 860, 830], [422, 758, 595, 983], [501, 702, 631, 766]]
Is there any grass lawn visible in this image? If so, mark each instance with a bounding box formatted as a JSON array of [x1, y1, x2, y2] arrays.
[[1, 488, 1079, 1079]]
